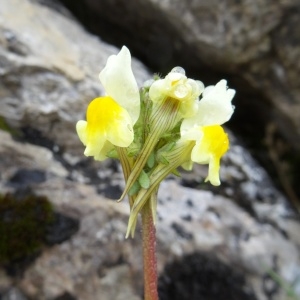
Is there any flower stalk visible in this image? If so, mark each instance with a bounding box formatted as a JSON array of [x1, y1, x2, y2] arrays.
[[142, 199, 159, 300]]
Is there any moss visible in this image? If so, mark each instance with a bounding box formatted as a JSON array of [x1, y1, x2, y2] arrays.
[[0, 117, 20, 137], [0, 192, 54, 265]]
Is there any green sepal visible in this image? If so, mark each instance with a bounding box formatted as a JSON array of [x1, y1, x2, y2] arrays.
[[138, 170, 150, 189], [106, 148, 118, 159], [157, 155, 169, 165], [127, 143, 140, 157]]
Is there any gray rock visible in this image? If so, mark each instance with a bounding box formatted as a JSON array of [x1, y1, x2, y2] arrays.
[[157, 181, 300, 300], [0, 131, 67, 184], [1, 129, 299, 300], [0, 0, 150, 156], [0, 0, 299, 300], [1, 287, 28, 300]]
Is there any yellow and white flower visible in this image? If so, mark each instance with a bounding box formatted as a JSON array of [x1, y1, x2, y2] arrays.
[[180, 79, 235, 185], [76, 46, 140, 160]]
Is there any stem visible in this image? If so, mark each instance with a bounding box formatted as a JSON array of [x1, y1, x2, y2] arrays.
[[142, 200, 159, 300]]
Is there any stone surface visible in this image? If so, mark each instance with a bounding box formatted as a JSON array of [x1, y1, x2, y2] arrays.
[[0, 0, 150, 156], [0, 131, 67, 184], [1, 127, 300, 300], [0, 0, 299, 300]]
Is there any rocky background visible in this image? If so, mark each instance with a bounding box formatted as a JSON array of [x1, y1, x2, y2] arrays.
[[0, 0, 299, 300]]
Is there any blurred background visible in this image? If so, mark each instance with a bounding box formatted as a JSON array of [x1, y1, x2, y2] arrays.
[[0, 0, 299, 299]]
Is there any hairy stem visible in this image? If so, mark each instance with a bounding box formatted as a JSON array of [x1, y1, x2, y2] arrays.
[[142, 199, 159, 300]]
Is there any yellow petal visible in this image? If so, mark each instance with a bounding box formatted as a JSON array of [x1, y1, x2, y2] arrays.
[[191, 125, 229, 186], [76, 96, 134, 160]]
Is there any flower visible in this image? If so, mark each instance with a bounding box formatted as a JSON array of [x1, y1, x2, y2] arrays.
[[149, 67, 204, 118], [180, 79, 235, 185], [76, 46, 140, 160]]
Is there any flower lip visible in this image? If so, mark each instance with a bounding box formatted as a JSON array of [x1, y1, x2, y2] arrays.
[[191, 125, 229, 186], [76, 96, 134, 161]]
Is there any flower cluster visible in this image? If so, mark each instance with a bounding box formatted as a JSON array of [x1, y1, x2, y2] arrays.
[[76, 46, 235, 237]]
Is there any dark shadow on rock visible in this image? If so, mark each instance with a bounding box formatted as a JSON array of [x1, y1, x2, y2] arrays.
[[158, 252, 257, 300], [45, 212, 79, 246], [8, 169, 47, 187], [53, 292, 77, 300]]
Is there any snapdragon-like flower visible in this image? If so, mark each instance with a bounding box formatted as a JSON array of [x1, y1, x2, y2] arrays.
[[76, 53, 236, 238], [76, 46, 139, 160], [180, 80, 235, 185]]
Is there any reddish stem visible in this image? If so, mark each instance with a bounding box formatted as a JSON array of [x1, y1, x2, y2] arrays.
[[142, 201, 159, 300]]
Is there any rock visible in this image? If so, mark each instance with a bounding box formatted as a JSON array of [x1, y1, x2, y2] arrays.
[[0, 0, 150, 156], [16, 181, 142, 300], [0, 0, 299, 299], [0, 130, 68, 184], [1, 174, 296, 300], [1, 287, 28, 300], [156, 181, 300, 300]]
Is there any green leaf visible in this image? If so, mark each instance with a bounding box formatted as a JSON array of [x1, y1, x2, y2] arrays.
[[138, 170, 150, 189], [128, 181, 141, 196], [146, 152, 155, 169]]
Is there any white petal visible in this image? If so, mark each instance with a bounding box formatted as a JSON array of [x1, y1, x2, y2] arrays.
[[198, 80, 235, 125], [99, 46, 140, 124], [181, 80, 235, 131], [180, 126, 203, 142]]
